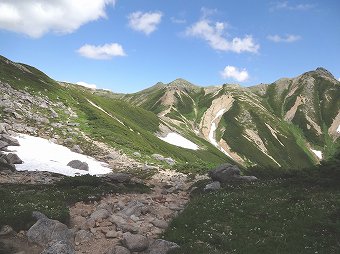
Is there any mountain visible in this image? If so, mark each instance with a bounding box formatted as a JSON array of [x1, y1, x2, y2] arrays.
[[1, 55, 339, 169]]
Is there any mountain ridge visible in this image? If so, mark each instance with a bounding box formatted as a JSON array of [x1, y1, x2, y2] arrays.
[[0, 54, 339, 170]]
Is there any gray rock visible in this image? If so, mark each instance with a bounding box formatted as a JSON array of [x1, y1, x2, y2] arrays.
[[74, 230, 93, 244], [106, 151, 120, 160], [0, 158, 15, 171], [151, 219, 168, 229], [0, 140, 8, 150], [105, 172, 131, 183], [152, 154, 164, 161], [110, 215, 138, 233], [204, 181, 221, 192], [32, 211, 48, 220], [147, 239, 179, 254], [67, 160, 89, 171], [164, 157, 175, 166], [0, 134, 20, 146], [5, 153, 23, 164], [0, 123, 10, 134], [105, 230, 118, 238], [209, 164, 257, 183], [40, 240, 75, 254], [71, 145, 83, 154], [90, 209, 110, 221], [114, 246, 131, 254], [121, 200, 147, 217], [122, 232, 149, 252], [50, 109, 59, 118], [27, 213, 74, 248]]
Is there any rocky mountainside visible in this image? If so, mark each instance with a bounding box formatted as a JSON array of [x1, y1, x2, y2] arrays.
[[1, 55, 339, 169]]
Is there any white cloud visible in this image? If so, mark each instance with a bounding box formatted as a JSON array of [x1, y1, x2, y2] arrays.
[[128, 11, 162, 35], [0, 0, 115, 38], [267, 34, 301, 43], [186, 19, 259, 53], [221, 66, 249, 82], [270, 1, 314, 11], [77, 43, 126, 60], [76, 81, 97, 89]]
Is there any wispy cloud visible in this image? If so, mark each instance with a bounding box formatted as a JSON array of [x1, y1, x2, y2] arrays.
[[128, 11, 162, 35], [267, 34, 301, 43], [221, 66, 249, 82], [270, 1, 315, 11], [0, 0, 115, 38], [186, 19, 259, 53], [77, 43, 126, 60]]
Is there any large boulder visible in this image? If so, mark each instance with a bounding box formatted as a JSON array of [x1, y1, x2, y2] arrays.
[[27, 212, 74, 249], [67, 160, 89, 171], [122, 232, 149, 252], [0, 154, 15, 171], [40, 240, 75, 254], [147, 239, 179, 254], [208, 164, 257, 183], [105, 172, 131, 183], [204, 181, 221, 192], [0, 140, 8, 150], [5, 153, 23, 164], [0, 134, 20, 146]]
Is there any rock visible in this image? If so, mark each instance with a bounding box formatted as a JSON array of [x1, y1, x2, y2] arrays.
[[0, 123, 10, 134], [114, 246, 131, 254], [5, 153, 23, 164], [0, 158, 15, 171], [67, 160, 89, 171], [90, 209, 110, 221], [40, 240, 75, 254], [27, 212, 74, 248], [105, 230, 118, 238], [105, 172, 131, 183], [209, 164, 257, 182], [0, 134, 20, 146], [0, 225, 15, 236], [0, 140, 8, 150], [121, 200, 147, 217], [32, 211, 48, 220], [75, 230, 93, 244], [133, 152, 141, 157], [164, 157, 175, 165], [204, 181, 221, 192], [50, 109, 58, 118], [106, 151, 120, 160], [71, 145, 83, 154], [152, 154, 164, 161], [110, 215, 138, 233], [71, 216, 86, 229], [151, 219, 168, 229], [147, 239, 179, 254], [122, 232, 149, 252]]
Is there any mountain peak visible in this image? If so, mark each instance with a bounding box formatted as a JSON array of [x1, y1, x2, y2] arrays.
[[314, 67, 334, 79], [167, 78, 199, 92]]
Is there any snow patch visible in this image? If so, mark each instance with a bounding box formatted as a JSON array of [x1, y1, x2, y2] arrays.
[[159, 132, 199, 150], [337, 124, 340, 133], [311, 149, 323, 160], [7, 134, 112, 176], [209, 120, 232, 158]]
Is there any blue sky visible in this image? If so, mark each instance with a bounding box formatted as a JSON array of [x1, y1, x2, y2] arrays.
[[0, 0, 339, 93]]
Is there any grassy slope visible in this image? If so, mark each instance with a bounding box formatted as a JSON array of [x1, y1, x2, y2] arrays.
[[0, 56, 229, 167], [164, 156, 340, 254]]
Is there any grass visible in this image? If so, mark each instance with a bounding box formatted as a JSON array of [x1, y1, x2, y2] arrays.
[[0, 175, 149, 231], [164, 163, 340, 254]]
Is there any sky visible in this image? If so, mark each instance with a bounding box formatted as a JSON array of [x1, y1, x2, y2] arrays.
[[0, 0, 339, 93]]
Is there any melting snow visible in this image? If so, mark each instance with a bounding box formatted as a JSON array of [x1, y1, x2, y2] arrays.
[[311, 149, 323, 160], [209, 119, 232, 158], [159, 132, 199, 150], [7, 134, 112, 176], [337, 124, 340, 133]]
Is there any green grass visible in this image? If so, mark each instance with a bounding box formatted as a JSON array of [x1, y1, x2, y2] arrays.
[[164, 179, 340, 253], [0, 175, 149, 231]]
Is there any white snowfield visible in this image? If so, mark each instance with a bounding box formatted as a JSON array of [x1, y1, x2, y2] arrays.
[[311, 149, 323, 160], [337, 124, 340, 133], [7, 134, 112, 176], [159, 132, 199, 150]]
